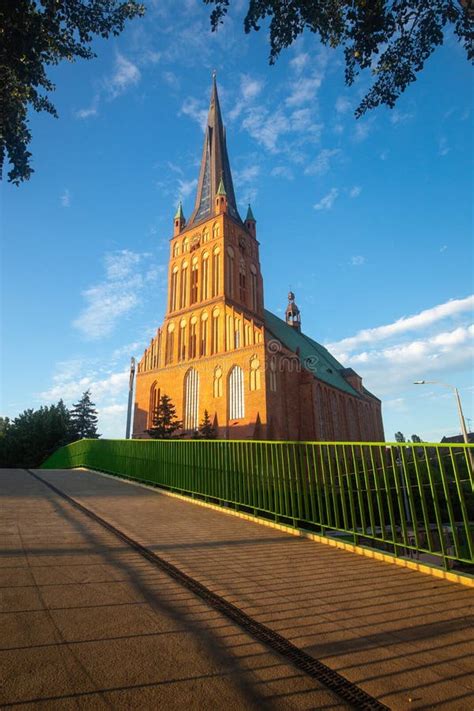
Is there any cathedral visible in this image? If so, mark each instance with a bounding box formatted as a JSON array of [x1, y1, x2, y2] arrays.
[[132, 77, 384, 442]]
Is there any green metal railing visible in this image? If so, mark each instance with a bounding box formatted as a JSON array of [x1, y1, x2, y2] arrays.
[[42, 439, 474, 571]]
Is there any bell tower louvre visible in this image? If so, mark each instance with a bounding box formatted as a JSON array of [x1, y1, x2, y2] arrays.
[[132, 76, 384, 442]]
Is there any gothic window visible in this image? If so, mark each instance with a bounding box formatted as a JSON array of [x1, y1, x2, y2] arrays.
[[148, 382, 160, 428], [213, 366, 223, 398], [239, 260, 246, 303], [211, 308, 219, 354], [180, 262, 188, 309], [229, 365, 245, 420], [212, 247, 220, 297], [178, 319, 187, 361], [190, 257, 199, 304], [183, 368, 199, 431], [165, 324, 175, 365], [244, 322, 251, 347], [170, 267, 179, 311], [250, 265, 258, 311], [269, 360, 277, 392], [201, 252, 209, 300], [183, 237, 189, 253], [200, 313, 208, 356], [189, 317, 197, 359], [203, 227, 210, 243], [173, 242, 180, 258], [249, 356, 261, 391], [226, 246, 234, 297], [212, 222, 219, 240]]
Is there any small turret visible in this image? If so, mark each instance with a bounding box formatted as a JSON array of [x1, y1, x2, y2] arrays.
[[245, 203, 256, 237], [215, 176, 227, 215], [285, 291, 301, 332], [173, 201, 186, 236]]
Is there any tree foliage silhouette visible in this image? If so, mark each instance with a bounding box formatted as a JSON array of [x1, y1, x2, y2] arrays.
[[147, 394, 182, 439], [70, 390, 100, 439]]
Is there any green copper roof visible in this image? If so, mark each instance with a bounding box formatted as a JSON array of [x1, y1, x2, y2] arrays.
[[245, 204, 256, 221], [174, 200, 184, 220], [217, 176, 227, 196], [264, 309, 360, 397]]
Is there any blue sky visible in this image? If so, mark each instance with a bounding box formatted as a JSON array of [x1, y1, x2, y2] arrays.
[[2, 0, 473, 441]]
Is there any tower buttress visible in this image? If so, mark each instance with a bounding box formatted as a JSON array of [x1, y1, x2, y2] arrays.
[[173, 201, 186, 236], [286, 291, 301, 332], [245, 204, 256, 238], [215, 176, 228, 215]]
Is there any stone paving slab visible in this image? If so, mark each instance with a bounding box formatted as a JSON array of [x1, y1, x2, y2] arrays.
[[31, 466, 474, 711], [0, 468, 348, 711]]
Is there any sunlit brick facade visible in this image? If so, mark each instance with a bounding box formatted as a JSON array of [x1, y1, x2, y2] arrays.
[[132, 77, 384, 441]]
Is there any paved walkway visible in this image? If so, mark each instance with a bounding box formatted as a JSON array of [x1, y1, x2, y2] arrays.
[[1, 468, 473, 710]]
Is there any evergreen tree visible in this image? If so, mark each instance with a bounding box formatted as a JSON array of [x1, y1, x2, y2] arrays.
[[394, 431, 406, 443], [70, 390, 100, 439], [193, 410, 217, 440], [411, 434, 422, 443], [147, 394, 182, 439]]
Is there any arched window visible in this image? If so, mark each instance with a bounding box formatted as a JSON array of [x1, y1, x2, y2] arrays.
[[239, 259, 247, 304], [165, 324, 175, 364], [201, 252, 209, 301], [183, 237, 189, 253], [212, 222, 219, 240], [244, 322, 251, 346], [229, 365, 245, 420], [170, 266, 179, 311], [180, 262, 188, 309], [173, 242, 180, 258], [190, 257, 199, 304], [212, 247, 220, 297], [183, 368, 199, 431], [189, 317, 197, 359], [200, 313, 208, 356], [211, 308, 219, 354], [234, 318, 241, 348], [202, 227, 210, 243], [178, 319, 187, 361], [213, 366, 223, 397], [148, 382, 160, 428], [250, 356, 261, 391], [250, 264, 258, 311], [269, 360, 277, 392], [226, 246, 234, 297]]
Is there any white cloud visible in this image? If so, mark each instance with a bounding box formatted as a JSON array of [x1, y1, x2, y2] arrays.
[[177, 177, 198, 199], [73, 250, 162, 340], [60, 189, 71, 208], [327, 295, 474, 352], [290, 53, 309, 73], [439, 137, 450, 156], [314, 188, 339, 211], [335, 96, 351, 114], [106, 52, 141, 99], [271, 165, 294, 180], [242, 107, 288, 152], [349, 185, 362, 198], [240, 74, 263, 101], [75, 106, 98, 119], [234, 165, 260, 185], [285, 74, 323, 107], [350, 255, 366, 266], [390, 110, 415, 125], [180, 96, 208, 130], [305, 149, 341, 176], [354, 120, 373, 142]]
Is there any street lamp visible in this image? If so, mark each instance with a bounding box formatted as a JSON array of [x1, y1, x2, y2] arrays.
[[413, 380, 471, 448]]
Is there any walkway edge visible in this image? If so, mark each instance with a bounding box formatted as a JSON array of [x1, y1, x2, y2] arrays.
[[77, 467, 474, 589]]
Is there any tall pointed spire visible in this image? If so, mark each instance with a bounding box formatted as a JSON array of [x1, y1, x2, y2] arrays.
[[188, 74, 241, 226]]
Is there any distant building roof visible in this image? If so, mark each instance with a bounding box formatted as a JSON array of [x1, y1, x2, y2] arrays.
[[264, 309, 371, 398], [440, 433, 474, 444]]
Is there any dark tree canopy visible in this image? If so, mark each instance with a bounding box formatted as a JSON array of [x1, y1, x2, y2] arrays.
[[205, 0, 473, 116], [193, 410, 218, 439], [0, 400, 77, 468], [0, 0, 144, 184], [70, 390, 100, 439]]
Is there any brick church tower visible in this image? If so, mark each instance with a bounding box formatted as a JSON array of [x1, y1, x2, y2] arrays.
[[132, 76, 384, 441]]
